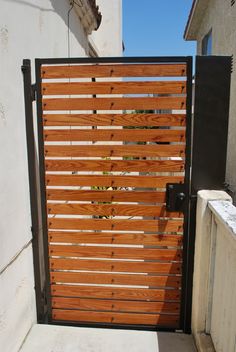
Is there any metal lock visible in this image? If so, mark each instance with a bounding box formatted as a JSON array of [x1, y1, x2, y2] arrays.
[[166, 183, 187, 212]]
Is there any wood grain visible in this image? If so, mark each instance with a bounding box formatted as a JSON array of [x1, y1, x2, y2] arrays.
[[43, 113, 186, 127], [42, 97, 186, 111], [46, 175, 184, 188], [47, 203, 183, 218], [51, 297, 180, 314], [44, 128, 185, 142], [44, 144, 186, 158], [45, 159, 185, 173], [49, 245, 182, 261], [48, 218, 184, 232], [48, 232, 183, 246], [49, 258, 182, 274], [51, 284, 181, 301], [50, 271, 181, 287], [41, 63, 187, 79], [52, 309, 179, 326], [42, 81, 186, 95]]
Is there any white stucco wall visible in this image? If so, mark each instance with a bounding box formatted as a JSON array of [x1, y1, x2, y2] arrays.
[[0, 0, 88, 271], [208, 200, 236, 352], [0, 245, 36, 352], [0, 0, 122, 351], [90, 0, 123, 56], [186, 0, 236, 203], [192, 190, 236, 352]]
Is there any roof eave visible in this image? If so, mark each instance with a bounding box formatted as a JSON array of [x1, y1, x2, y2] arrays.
[[184, 0, 209, 41], [72, 0, 102, 35]]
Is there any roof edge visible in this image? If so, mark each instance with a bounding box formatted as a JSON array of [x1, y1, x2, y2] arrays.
[[184, 0, 198, 40], [71, 0, 102, 35], [184, 0, 210, 41], [88, 0, 102, 30]]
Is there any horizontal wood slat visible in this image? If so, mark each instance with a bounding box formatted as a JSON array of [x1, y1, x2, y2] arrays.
[[42, 81, 186, 95], [42, 97, 186, 111], [43, 113, 186, 127], [49, 245, 182, 261], [48, 232, 183, 246], [44, 128, 185, 142], [51, 297, 180, 314], [41, 63, 187, 79], [52, 309, 179, 326], [48, 219, 183, 232], [46, 190, 166, 204], [46, 176, 184, 189], [45, 144, 186, 158], [49, 258, 182, 274], [47, 204, 183, 218], [45, 159, 184, 173], [51, 284, 181, 301], [50, 271, 181, 287]]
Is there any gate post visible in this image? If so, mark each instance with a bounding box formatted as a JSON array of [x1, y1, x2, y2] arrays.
[[184, 55, 231, 333], [22, 59, 48, 322]]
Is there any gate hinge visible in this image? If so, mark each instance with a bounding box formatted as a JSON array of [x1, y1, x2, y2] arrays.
[[31, 84, 37, 101], [42, 285, 47, 306], [166, 183, 186, 212], [39, 285, 49, 323], [31, 225, 39, 241]]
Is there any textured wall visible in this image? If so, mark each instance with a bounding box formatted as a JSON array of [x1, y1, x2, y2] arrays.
[[0, 1, 88, 351], [208, 199, 236, 352], [0, 246, 36, 352], [0, 1, 123, 350], [193, 0, 236, 202], [192, 190, 232, 352]]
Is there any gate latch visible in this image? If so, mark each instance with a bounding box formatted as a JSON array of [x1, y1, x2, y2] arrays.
[[166, 183, 186, 212]]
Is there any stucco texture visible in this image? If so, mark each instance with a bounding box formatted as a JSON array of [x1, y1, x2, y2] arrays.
[[191, 0, 236, 202]]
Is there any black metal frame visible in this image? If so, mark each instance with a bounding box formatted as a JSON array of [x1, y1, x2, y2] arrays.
[[24, 55, 194, 333], [35, 60, 52, 322], [180, 57, 193, 333], [34, 56, 191, 64], [22, 60, 47, 322], [191, 56, 231, 192], [182, 56, 232, 334]]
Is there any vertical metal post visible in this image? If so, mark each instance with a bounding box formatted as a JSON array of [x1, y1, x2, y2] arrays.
[[191, 56, 231, 191], [180, 57, 193, 333], [35, 59, 52, 322], [183, 55, 231, 333], [21, 59, 46, 322]]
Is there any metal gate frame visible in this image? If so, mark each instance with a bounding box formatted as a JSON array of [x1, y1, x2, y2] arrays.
[[22, 55, 231, 333]]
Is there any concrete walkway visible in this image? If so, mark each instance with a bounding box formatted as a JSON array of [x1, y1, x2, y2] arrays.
[[20, 324, 197, 352]]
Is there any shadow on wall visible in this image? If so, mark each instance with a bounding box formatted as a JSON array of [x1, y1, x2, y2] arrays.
[[3, 0, 88, 54]]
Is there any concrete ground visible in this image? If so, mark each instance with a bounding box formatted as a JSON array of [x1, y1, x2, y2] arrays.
[[20, 324, 197, 352]]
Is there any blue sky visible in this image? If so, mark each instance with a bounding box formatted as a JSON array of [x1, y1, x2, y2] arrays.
[[123, 0, 196, 57]]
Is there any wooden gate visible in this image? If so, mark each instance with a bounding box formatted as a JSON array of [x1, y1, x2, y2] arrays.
[[33, 57, 192, 330]]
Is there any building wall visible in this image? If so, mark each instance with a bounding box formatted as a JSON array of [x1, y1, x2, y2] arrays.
[[190, 0, 236, 202], [90, 0, 123, 56], [0, 1, 122, 351]]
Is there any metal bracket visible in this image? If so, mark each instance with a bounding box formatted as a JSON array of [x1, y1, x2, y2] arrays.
[[31, 84, 37, 101], [166, 183, 186, 212]]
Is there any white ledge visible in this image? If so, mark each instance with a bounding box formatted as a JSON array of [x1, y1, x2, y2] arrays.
[[209, 199, 236, 238]]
